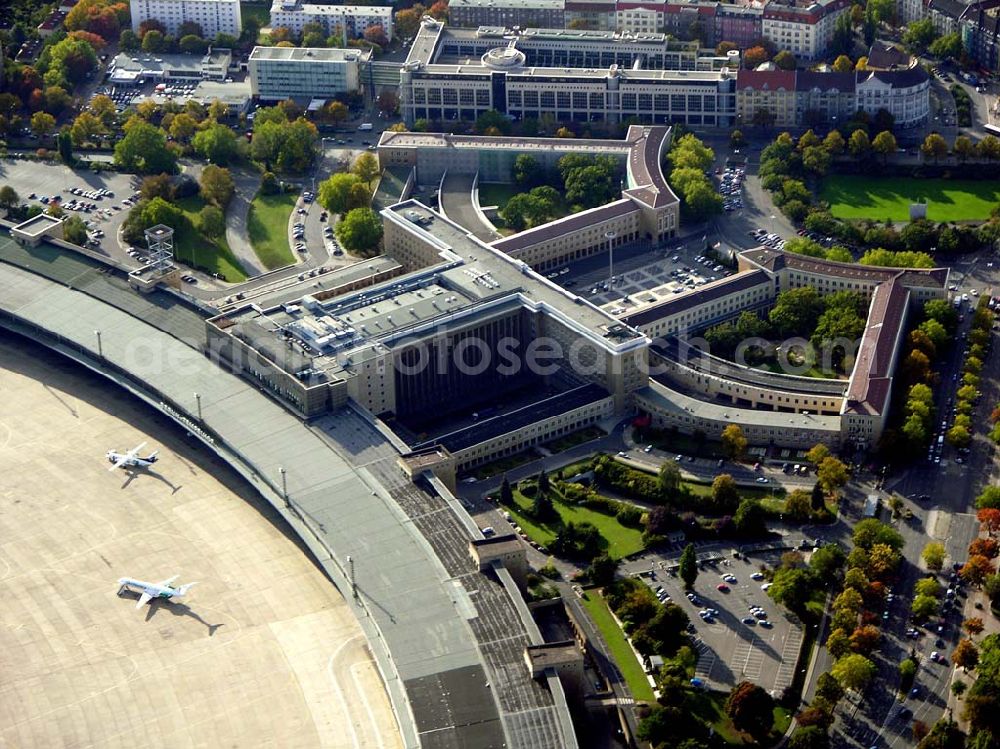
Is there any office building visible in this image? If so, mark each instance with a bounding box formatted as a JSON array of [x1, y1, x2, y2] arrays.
[[248, 46, 371, 101], [130, 0, 242, 38], [269, 0, 395, 41]]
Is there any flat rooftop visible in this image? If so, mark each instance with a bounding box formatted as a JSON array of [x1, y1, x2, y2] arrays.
[[11, 213, 62, 236], [249, 45, 371, 63], [385, 200, 648, 351], [640, 379, 843, 434]]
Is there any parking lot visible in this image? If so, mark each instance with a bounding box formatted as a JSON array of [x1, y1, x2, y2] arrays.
[[625, 547, 804, 695], [0, 159, 141, 263], [552, 240, 737, 316]]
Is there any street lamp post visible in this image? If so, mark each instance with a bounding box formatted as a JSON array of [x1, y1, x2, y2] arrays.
[[606, 230, 617, 292], [94, 330, 103, 359], [279, 467, 288, 507], [194, 392, 202, 421]]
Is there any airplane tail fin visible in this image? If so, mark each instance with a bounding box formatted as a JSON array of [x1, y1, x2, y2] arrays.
[[147, 451, 159, 463], [177, 582, 198, 597]]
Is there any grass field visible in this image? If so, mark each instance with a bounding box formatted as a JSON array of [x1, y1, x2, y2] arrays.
[[821, 175, 1000, 222], [173, 196, 247, 282], [504, 488, 645, 559], [247, 192, 297, 270], [477, 183, 519, 210], [580, 590, 656, 702]]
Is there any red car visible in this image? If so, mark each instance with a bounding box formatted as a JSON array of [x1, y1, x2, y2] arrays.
[[717, 583, 730, 593]]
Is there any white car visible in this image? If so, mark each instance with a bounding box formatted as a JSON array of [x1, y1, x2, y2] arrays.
[[761, 582, 772, 591]]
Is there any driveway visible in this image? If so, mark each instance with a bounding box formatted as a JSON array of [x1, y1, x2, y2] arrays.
[[220, 165, 267, 278]]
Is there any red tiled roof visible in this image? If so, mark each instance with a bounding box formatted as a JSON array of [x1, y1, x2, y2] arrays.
[[736, 69, 797, 91], [844, 280, 909, 415]]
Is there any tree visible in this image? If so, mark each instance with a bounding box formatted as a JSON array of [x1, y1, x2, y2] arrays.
[[62, 215, 88, 246], [774, 50, 796, 70], [850, 624, 881, 655], [832, 54, 854, 73], [513, 154, 545, 188], [817, 457, 849, 495], [192, 123, 238, 165], [141, 174, 174, 202], [904, 19, 939, 54], [964, 618, 985, 637], [352, 152, 381, 185], [30, 111, 55, 137], [789, 725, 829, 749], [720, 424, 747, 460], [711, 474, 740, 513], [658, 461, 681, 496], [743, 46, 770, 69], [0, 185, 20, 211], [769, 286, 822, 337], [57, 129, 74, 164], [730, 129, 745, 149], [953, 639, 979, 672], [199, 165, 234, 208], [376, 90, 398, 115], [872, 130, 897, 164], [499, 476, 513, 506], [141, 29, 166, 53], [70, 111, 104, 146], [785, 490, 812, 521], [969, 538, 999, 559], [912, 594, 939, 620], [319, 173, 365, 214], [811, 544, 846, 584], [734, 499, 767, 537], [114, 120, 176, 174], [475, 109, 511, 136], [802, 145, 832, 175], [852, 518, 905, 550], [848, 129, 871, 159], [961, 555, 995, 587], [921, 133, 948, 164], [930, 32, 963, 60], [48, 37, 98, 86], [363, 24, 389, 47], [824, 130, 846, 155], [954, 136, 976, 163], [178, 34, 208, 54], [831, 11, 853, 56], [725, 681, 775, 740], [323, 101, 349, 123], [915, 577, 942, 599], [979, 508, 1000, 536], [588, 555, 618, 586], [335, 207, 382, 256], [768, 567, 812, 612], [831, 653, 876, 692], [197, 204, 225, 237], [679, 543, 698, 590], [922, 542, 946, 571]]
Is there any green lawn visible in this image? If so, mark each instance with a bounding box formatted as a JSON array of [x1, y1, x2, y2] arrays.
[[505, 488, 645, 559], [173, 196, 247, 282], [821, 175, 1000, 222], [247, 192, 297, 270], [580, 590, 656, 702]]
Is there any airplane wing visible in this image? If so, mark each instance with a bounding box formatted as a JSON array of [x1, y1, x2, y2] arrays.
[[156, 574, 179, 587], [136, 591, 153, 609], [108, 454, 130, 472], [126, 442, 147, 459]]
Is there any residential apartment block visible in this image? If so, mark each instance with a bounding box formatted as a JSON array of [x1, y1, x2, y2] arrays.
[[735, 64, 930, 128], [450, 0, 567, 29], [269, 0, 394, 41], [440, 0, 853, 59], [130, 0, 242, 38], [248, 46, 371, 101]]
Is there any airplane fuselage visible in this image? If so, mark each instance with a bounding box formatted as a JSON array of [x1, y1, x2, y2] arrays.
[[118, 578, 178, 599]]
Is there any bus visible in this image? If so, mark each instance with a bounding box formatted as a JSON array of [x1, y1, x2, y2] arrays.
[[984, 123, 1000, 138]]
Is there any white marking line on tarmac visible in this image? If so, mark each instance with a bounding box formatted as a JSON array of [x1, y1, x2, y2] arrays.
[[328, 634, 364, 749], [350, 660, 386, 749]]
